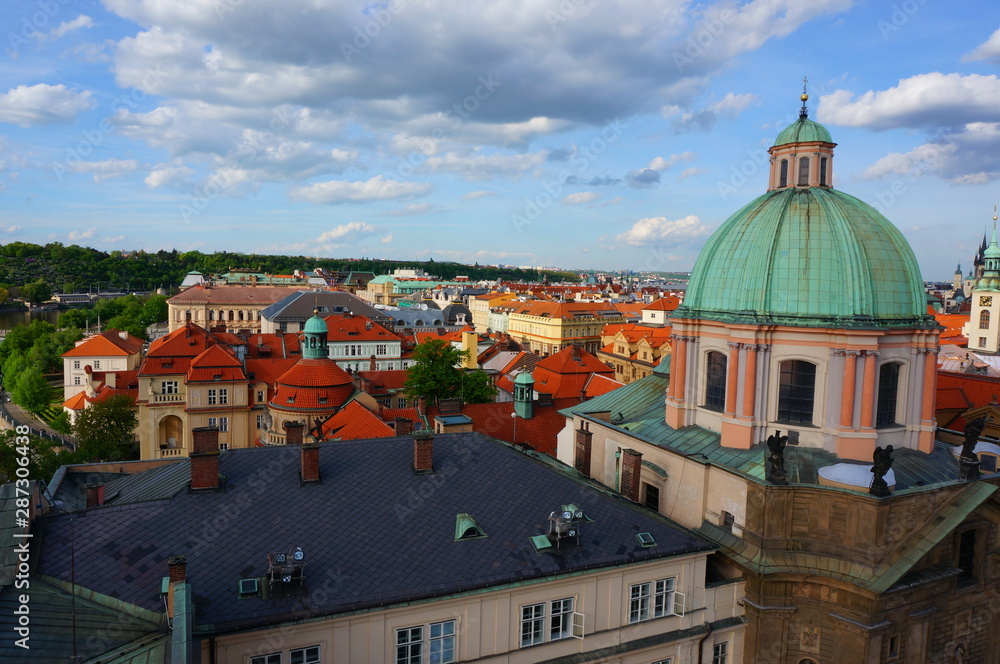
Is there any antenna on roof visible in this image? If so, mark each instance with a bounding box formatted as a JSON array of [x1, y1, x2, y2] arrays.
[[799, 76, 809, 119]]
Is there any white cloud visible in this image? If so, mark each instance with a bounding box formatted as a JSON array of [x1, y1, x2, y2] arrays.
[[862, 143, 957, 180], [862, 123, 1000, 184], [381, 203, 436, 217], [0, 84, 93, 127], [679, 167, 709, 179], [103, 235, 126, 244], [291, 175, 431, 205], [669, 93, 758, 132], [44, 15, 94, 41], [67, 158, 139, 182], [380, 234, 393, 244], [616, 215, 711, 246], [648, 152, 696, 171], [145, 163, 194, 189], [461, 190, 496, 200], [966, 27, 1000, 62], [424, 150, 547, 180], [68, 227, 97, 241], [315, 222, 378, 248], [563, 192, 601, 205], [3, 226, 21, 234], [818, 73, 1000, 130]]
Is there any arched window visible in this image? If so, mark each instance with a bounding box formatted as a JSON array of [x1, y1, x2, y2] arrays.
[[777, 360, 816, 424], [779, 160, 788, 187], [704, 351, 727, 411], [797, 157, 809, 185], [185, 310, 192, 322], [208, 310, 214, 321], [819, 157, 828, 186], [876, 363, 901, 427], [228, 310, 235, 321], [980, 309, 990, 329]]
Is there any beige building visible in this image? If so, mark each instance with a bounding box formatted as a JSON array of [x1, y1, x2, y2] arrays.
[[60, 329, 144, 400], [507, 301, 625, 356], [469, 292, 518, 333], [167, 285, 303, 333]]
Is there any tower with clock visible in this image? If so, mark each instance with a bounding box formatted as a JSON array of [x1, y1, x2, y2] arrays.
[[967, 211, 1000, 354]]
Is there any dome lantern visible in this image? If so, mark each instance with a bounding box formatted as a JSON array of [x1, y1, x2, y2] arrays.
[[767, 80, 836, 191]]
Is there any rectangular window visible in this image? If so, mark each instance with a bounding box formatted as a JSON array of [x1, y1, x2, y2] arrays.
[[549, 598, 574, 641], [520, 603, 545, 647], [429, 620, 456, 664], [74, 376, 81, 385], [208, 388, 217, 405], [290, 645, 320, 664], [162, 381, 178, 394], [257, 389, 265, 403], [777, 360, 816, 424], [73, 360, 80, 369], [629, 582, 650, 623], [93, 360, 100, 370], [712, 642, 728, 664], [250, 654, 281, 664], [257, 414, 266, 429], [876, 363, 900, 427], [376, 344, 388, 355], [219, 417, 229, 432], [398, 397, 408, 408], [643, 482, 660, 511], [630, 578, 678, 623], [396, 626, 423, 664], [652, 660, 673, 664], [219, 388, 228, 405], [219, 442, 229, 451], [652, 578, 676, 617], [208, 417, 217, 428], [704, 351, 727, 411]]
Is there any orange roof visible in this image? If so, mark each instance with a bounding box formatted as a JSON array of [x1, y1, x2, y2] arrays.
[[146, 322, 216, 358], [357, 370, 408, 394], [936, 386, 972, 411], [62, 391, 88, 410], [186, 344, 248, 382], [584, 374, 624, 398], [62, 329, 144, 358], [139, 356, 192, 376], [644, 296, 682, 311], [532, 346, 615, 399], [320, 401, 395, 440], [511, 301, 624, 320], [271, 358, 355, 411], [937, 371, 1000, 409], [323, 314, 401, 342], [934, 313, 970, 339]]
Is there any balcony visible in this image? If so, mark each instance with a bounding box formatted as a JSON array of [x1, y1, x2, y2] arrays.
[[159, 448, 184, 458], [153, 394, 184, 403]]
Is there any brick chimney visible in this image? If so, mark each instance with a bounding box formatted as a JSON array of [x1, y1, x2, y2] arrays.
[[84, 483, 105, 508], [301, 442, 320, 484], [369, 355, 377, 371], [166, 555, 186, 618], [284, 421, 304, 446], [572, 344, 581, 361], [620, 448, 642, 502], [416, 397, 427, 418], [394, 417, 414, 436], [190, 426, 220, 491], [413, 430, 434, 473], [574, 429, 593, 477]]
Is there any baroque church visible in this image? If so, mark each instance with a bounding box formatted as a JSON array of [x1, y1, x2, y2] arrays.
[[558, 93, 1000, 663]]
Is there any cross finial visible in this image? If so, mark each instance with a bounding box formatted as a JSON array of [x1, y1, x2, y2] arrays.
[[799, 76, 809, 119]]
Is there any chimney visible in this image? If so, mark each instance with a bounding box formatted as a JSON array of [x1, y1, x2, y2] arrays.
[[301, 442, 320, 484], [370, 354, 377, 371], [416, 397, 427, 418], [84, 482, 105, 508], [413, 430, 434, 473], [284, 421, 304, 447], [574, 429, 593, 477], [119, 330, 128, 340], [190, 426, 220, 491], [166, 555, 186, 618], [572, 344, 581, 360], [620, 448, 642, 502], [394, 417, 414, 436]]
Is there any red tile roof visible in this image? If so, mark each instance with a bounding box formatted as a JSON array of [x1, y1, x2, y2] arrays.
[[186, 344, 248, 383], [934, 313, 970, 340], [62, 391, 87, 410], [644, 296, 682, 312], [532, 346, 615, 399], [323, 314, 402, 342], [62, 329, 144, 358], [584, 374, 624, 398], [271, 358, 355, 411], [169, 285, 302, 304], [511, 301, 624, 320], [320, 401, 395, 440], [356, 370, 408, 394]]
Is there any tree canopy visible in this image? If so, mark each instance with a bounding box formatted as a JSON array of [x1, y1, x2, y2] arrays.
[[72, 393, 139, 462], [404, 338, 497, 405]]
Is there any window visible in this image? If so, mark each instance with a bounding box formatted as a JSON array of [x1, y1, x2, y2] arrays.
[[712, 642, 728, 664], [219, 417, 229, 432], [797, 157, 809, 185], [257, 414, 267, 429], [876, 363, 900, 427], [643, 482, 660, 511], [376, 344, 388, 355], [704, 351, 727, 411], [777, 360, 816, 424], [349, 344, 362, 356], [74, 376, 81, 385], [257, 389, 265, 402], [208, 389, 217, 405], [162, 381, 179, 394], [219, 442, 229, 450], [887, 634, 900, 659], [981, 337, 988, 347], [981, 309, 991, 329], [820, 157, 828, 185], [73, 360, 80, 369], [250, 654, 281, 664], [398, 397, 408, 408], [629, 578, 679, 623], [208, 417, 217, 428], [521, 603, 545, 647], [397, 621, 456, 664], [93, 360, 100, 370], [290, 646, 320, 664], [219, 388, 228, 405], [550, 598, 574, 641], [779, 159, 788, 187], [958, 529, 978, 585], [722, 511, 735, 532], [652, 660, 673, 664]]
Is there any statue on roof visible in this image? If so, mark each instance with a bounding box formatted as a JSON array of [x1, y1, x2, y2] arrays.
[[869, 445, 894, 497], [961, 414, 987, 462], [766, 430, 788, 485]]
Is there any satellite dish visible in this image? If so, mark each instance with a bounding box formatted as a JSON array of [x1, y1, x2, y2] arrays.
[[292, 547, 304, 562], [562, 511, 572, 520], [275, 552, 287, 564], [282, 574, 292, 583], [574, 511, 584, 519]]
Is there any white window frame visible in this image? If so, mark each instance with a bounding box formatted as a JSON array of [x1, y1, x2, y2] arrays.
[[257, 389, 265, 402], [74, 376, 81, 385], [629, 578, 683, 624], [376, 343, 388, 355], [219, 388, 228, 405], [250, 654, 281, 664], [396, 625, 424, 664], [162, 380, 178, 394], [549, 598, 574, 641], [208, 388, 217, 405], [257, 414, 267, 429], [208, 417, 217, 428], [219, 416, 229, 432], [429, 619, 456, 664], [521, 598, 580, 647], [289, 645, 320, 664], [520, 603, 545, 647], [712, 642, 728, 664], [93, 360, 100, 370], [73, 360, 80, 369]]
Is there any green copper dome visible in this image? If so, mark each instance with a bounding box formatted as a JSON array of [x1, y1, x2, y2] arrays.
[[303, 312, 328, 334], [675, 187, 931, 328], [773, 116, 833, 146]]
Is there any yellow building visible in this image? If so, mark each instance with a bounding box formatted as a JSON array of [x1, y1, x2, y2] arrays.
[[469, 291, 518, 333], [167, 284, 303, 333], [507, 301, 625, 356]]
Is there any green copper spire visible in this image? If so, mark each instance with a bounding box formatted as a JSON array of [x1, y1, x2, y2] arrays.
[[302, 310, 329, 359]]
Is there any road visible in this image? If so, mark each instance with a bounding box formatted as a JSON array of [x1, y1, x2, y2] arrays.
[[0, 388, 77, 451]]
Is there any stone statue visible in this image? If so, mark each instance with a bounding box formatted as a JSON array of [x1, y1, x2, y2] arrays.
[[961, 414, 987, 461], [869, 445, 894, 497], [766, 430, 788, 485]]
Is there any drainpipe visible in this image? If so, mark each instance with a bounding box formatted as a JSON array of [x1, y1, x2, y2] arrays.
[[614, 447, 622, 492], [696, 620, 714, 664]]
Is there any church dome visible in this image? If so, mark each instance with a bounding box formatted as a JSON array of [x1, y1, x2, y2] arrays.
[[270, 358, 354, 412], [773, 116, 832, 146], [676, 187, 931, 327], [303, 312, 328, 335]]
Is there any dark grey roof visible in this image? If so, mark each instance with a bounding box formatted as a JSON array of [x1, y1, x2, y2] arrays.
[[259, 291, 391, 324], [34, 434, 712, 637]]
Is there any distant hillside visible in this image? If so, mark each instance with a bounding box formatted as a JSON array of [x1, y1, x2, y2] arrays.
[[0, 242, 579, 291]]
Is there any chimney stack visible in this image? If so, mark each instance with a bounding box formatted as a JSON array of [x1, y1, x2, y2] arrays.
[[394, 417, 414, 436], [370, 355, 377, 371], [84, 483, 105, 508], [166, 555, 186, 618], [190, 426, 220, 491], [301, 442, 320, 484], [413, 430, 434, 473], [574, 429, 593, 477], [620, 448, 642, 502], [284, 421, 304, 447], [416, 397, 427, 418]]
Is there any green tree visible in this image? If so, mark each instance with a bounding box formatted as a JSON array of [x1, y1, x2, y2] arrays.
[[404, 339, 497, 405], [0, 286, 9, 305], [10, 365, 53, 412], [0, 430, 63, 483], [20, 279, 52, 305], [140, 294, 169, 325], [72, 393, 138, 462]]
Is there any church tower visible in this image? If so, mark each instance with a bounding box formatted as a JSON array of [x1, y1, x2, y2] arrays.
[[968, 210, 1000, 354]]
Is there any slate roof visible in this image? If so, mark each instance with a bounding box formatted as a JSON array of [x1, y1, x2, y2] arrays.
[[33, 434, 713, 637], [168, 285, 301, 305]]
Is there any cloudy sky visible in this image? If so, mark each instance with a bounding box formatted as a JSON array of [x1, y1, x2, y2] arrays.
[[2, 0, 999, 278]]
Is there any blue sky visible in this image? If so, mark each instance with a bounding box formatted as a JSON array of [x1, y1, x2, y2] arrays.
[[1, 0, 999, 279]]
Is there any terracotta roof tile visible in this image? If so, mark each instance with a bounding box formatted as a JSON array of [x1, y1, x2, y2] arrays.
[[321, 401, 395, 440], [62, 330, 144, 358]]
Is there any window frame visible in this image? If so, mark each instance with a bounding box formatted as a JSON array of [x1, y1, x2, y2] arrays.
[[712, 641, 729, 664], [549, 598, 574, 641], [250, 654, 281, 664], [219, 388, 228, 405], [429, 619, 456, 664], [520, 603, 545, 647], [704, 350, 727, 411], [162, 380, 179, 395], [629, 578, 681, 624], [875, 362, 901, 427], [776, 359, 816, 425], [981, 309, 991, 329], [208, 388, 217, 405], [396, 625, 424, 664]]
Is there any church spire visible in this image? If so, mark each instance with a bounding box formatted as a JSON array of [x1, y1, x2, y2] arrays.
[[799, 76, 809, 119]]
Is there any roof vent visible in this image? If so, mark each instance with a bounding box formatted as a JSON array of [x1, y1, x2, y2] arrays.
[[636, 532, 656, 548], [268, 547, 306, 590], [238, 578, 260, 598], [455, 513, 487, 541]]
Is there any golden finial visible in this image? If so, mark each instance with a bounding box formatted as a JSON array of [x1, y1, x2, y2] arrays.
[[993, 201, 997, 222], [799, 76, 809, 118]]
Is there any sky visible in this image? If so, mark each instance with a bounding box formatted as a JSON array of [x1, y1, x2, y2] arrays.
[[1, 0, 999, 279]]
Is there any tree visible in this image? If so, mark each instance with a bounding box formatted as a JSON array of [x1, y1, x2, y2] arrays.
[[20, 279, 52, 306], [10, 365, 53, 413], [72, 393, 138, 462], [0, 286, 9, 305], [404, 339, 496, 405], [0, 430, 63, 483]]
